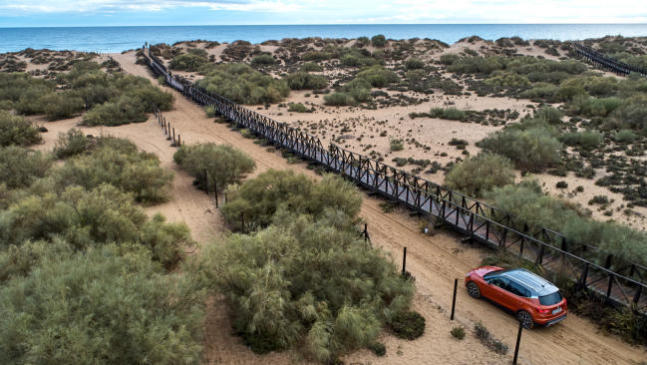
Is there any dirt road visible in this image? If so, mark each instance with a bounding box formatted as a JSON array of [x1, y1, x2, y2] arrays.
[[43, 52, 642, 364]]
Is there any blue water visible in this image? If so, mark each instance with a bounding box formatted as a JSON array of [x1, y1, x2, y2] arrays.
[[1, 24, 647, 53]]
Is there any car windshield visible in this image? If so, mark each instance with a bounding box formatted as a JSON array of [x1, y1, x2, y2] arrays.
[[539, 291, 562, 305]]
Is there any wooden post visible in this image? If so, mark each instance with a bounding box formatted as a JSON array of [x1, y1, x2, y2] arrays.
[[513, 321, 523, 365], [177, 134, 181, 147], [214, 179, 219, 208], [172, 127, 176, 145], [363, 223, 368, 243], [450, 278, 458, 320], [401, 247, 407, 276]]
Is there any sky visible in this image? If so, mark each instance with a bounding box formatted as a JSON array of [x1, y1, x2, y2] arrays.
[[0, 0, 646, 27]]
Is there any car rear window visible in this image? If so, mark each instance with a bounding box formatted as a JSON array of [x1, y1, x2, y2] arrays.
[[539, 291, 562, 305]]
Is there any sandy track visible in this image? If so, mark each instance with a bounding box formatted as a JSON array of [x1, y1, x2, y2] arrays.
[[59, 52, 643, 364]]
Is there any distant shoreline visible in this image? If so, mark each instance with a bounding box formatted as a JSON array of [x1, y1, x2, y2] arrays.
[[1, 23, 646, 53]]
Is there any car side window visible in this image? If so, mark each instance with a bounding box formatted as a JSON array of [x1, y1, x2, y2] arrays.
[[507, 281, 530, 297], [489, 277, 510, 290]]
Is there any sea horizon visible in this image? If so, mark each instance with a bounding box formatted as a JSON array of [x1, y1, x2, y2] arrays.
[[1, 23, 647, 53]]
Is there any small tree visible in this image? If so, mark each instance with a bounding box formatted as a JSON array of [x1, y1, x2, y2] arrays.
[[445, 153, 515, 197], [0, 111, 42, 147], [173, 143, 255, 193], [371, 34, 387, 47]]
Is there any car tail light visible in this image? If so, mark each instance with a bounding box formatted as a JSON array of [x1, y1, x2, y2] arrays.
[[538, 308, 551, 314]]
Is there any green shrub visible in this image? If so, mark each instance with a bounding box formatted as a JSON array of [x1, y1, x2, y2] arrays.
[[478, 126, 562, 172], [41, 92, 85, 121], [0, 146, 51, 189], [405, 58, 425, 70], [197, 63, 289, 104], [556, 181, 568, 189], [390, 138, 404, 151], [389, 311, 425, 340], [371, 34, 387, 47], [288, 102, 309, 113], [300, 62, 323, 72], [367, 341, 386, 356], [558, 130, 603, 150], [204, 104, 216, 118], [0, 244, 204, 365], [445, 153, 515, 197], [608, 95, 647, 130], [173, 143, 255, 193], [169, 51, 208, 71], [198, 212, 413, 363], [439, 54, 460, 65], [55, 138, 173, 203], [614, 129, 637, 143], [139, 213, 194, 270], [251, 53, 276, 66], [429, 107, 468, 121], [534, 106, 563, 124], [356, 65, 398, 88], [0, 111, 41, 147], [324, 92, 356, 106], [451, 326, 465, 340], [221, 170, 361, 231], [53, 129, 93, 159], [285, 72, 328, 90]]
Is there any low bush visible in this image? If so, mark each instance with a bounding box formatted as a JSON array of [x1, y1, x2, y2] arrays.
[[53, 129, 93, 159], [288, 102, 309, 113], [429, 107, 468, 121], [0, 146, 51, 189], [356, 65, 398, 88], [372, 34, 387, 47], [250, 53, 276, 66], [367, 341, 386, 356], [405, 58, 425, 70], [558, 130, 603, 150], [445, 153, 515, 197], [197, 63, 290, 104], [534, 106, 563, 124], [389, 311, 425, 340], [478, 126, 562, 172], [173, 143, 255, 193], [451, 326, 465, 340], [0, 244, 204, 365], [390, 138, 404, 151], [55, 138, 172, 203], [324, 92, 356, 106], [614, 129, 637, 143], [197, 212, 415, 363], [204, 104, 217, 118], [285, 72, 328, 90], [0, 111, 42, 147], [300, 62, 323, 72], [221, 170, 361, 231], [473, 322, 508, 354], [169, 49, 208, 71]]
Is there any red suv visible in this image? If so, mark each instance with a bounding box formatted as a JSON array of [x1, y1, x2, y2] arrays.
[[465, 266, 567, 328]]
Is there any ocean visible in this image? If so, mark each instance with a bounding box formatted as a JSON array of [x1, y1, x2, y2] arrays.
[[1, 24, 647, 54]]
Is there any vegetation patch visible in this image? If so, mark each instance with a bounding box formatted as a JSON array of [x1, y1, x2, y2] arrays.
[[197, 63, 290, 104], [445, 153, 515, 197], [198, 170, 420, 363], [173, 143, 255, 193]]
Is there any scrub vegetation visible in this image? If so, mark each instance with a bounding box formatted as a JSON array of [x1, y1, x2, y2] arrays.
[[0, 62, 172, 125], [0, 130, 202, 364], [194, 169, 423, 363]]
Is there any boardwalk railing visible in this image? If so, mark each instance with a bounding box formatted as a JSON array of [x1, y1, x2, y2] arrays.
[[574, 43, 647, 76], [143, 47, 647, 310]]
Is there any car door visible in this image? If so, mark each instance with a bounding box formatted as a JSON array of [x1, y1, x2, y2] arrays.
[[485, 277, 515, 310]]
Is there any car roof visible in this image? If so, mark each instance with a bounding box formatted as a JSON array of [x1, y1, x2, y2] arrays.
[[491, 268, 559, 297]]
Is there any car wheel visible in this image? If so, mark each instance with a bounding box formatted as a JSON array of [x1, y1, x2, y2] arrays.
[[466, 281, 481, 299], [517, 310, 534, 329]]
